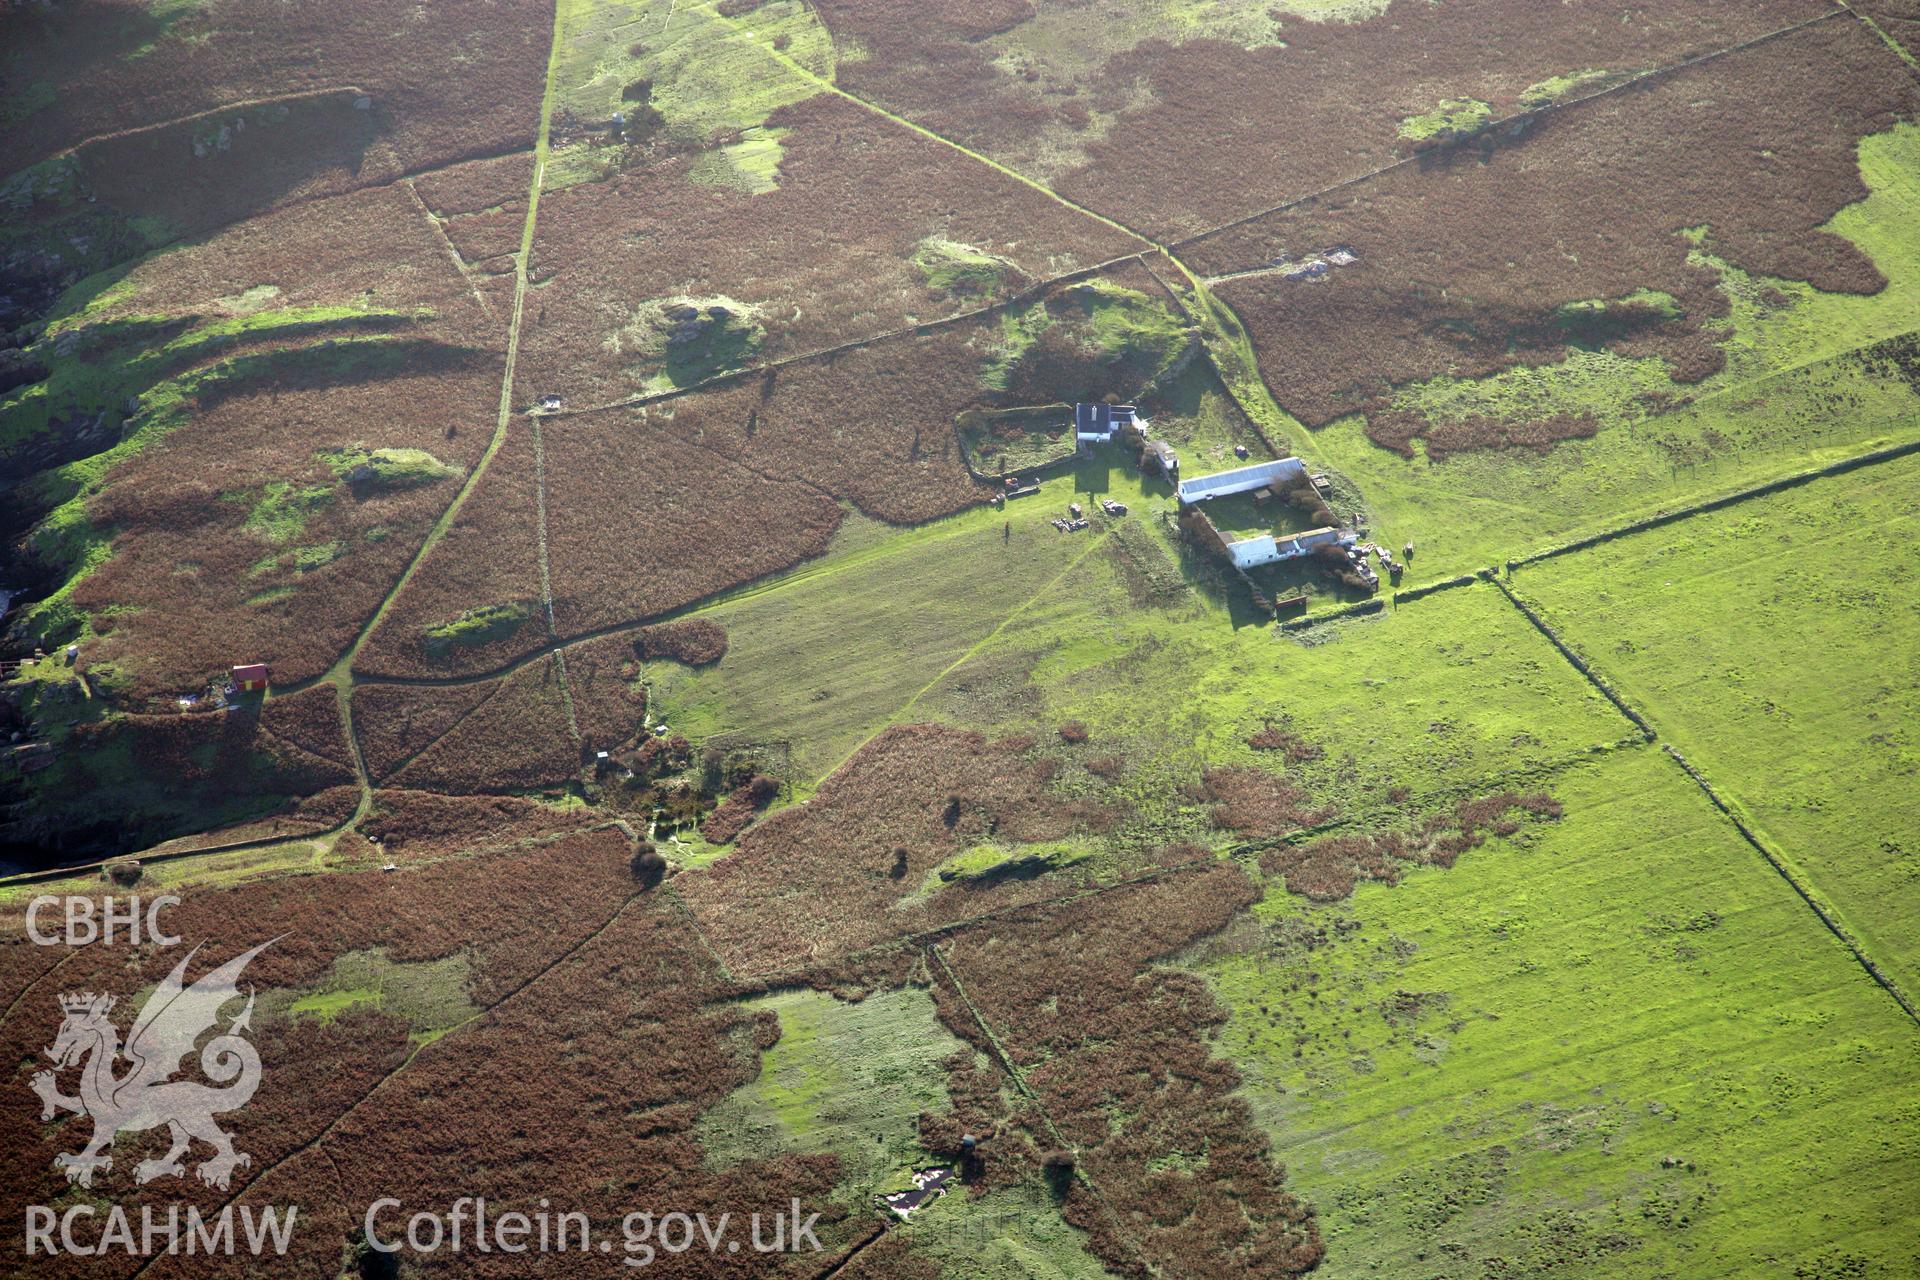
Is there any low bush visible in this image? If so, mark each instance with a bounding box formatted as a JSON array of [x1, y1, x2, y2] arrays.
[[1203, 766, 1336, 840], [1247, 721, 1323, 763], [629, 841, 668, 886]]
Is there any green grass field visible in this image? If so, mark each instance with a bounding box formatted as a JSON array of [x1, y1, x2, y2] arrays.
[[1520, 449, 1920, 1003], [922, 558, 1635, 823], [646, 451, 1192, 788], [644, 501, 1108, 787], [1195, 746, 1920, 1279]]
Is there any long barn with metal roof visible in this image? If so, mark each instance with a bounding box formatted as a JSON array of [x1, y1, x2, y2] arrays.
[[1175, 456, 1307, 506]]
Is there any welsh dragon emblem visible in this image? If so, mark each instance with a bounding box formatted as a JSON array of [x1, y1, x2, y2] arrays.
[[30, 940, 273, 1190]]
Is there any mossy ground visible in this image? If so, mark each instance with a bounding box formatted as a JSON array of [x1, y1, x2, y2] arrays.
[[915, 237, 1024, 299], [545, 0, 833, 191], [280, 947, 479, 1043], [239, 480, 336, 545], [695, 983, 1116, 1274], [422, 602, 536, 661], [613, 294, 766, 393], [1519, 67, 1613, 108], [319, 445, 459, 492], [979, 280, 1190, 400], [1397, 97, 1492, 143]]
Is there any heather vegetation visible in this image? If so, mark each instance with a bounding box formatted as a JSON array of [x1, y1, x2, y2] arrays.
[[1294, 117, 1920, 584]]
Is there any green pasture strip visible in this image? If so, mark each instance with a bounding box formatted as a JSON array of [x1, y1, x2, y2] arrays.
[[915, 543, 1634, 824]]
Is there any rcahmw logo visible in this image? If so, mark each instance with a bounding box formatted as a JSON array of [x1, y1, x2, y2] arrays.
[[30, 939, 276, 1189]]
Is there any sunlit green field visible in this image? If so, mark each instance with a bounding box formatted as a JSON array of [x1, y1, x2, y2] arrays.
[[1198, 747, 1920, 1279], [1522, 449, 1920, 1001]]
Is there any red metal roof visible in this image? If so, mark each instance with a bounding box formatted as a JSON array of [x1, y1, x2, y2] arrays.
[[231, 663, 269, 682]]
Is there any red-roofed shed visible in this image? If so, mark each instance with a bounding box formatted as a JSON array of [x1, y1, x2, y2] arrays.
[[231, 664, 269, 693]]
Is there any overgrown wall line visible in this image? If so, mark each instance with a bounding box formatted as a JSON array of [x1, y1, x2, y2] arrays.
[[552, 646, 582, 749], [1392, 570, 1484, 603], [1663, 743, 1920, 1026], [1486, 577, 1656, 739], [1490, 580, 1920, 1031], [1510, 435, 1920, 571], [401, 177, 498, 323], [907, 854, 1218, 951], [808, 1221, 890, 1280], [1838, 1, 1920, 73], [1278, 598, 1383, 632], [923, 941, 1152, 1273]]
